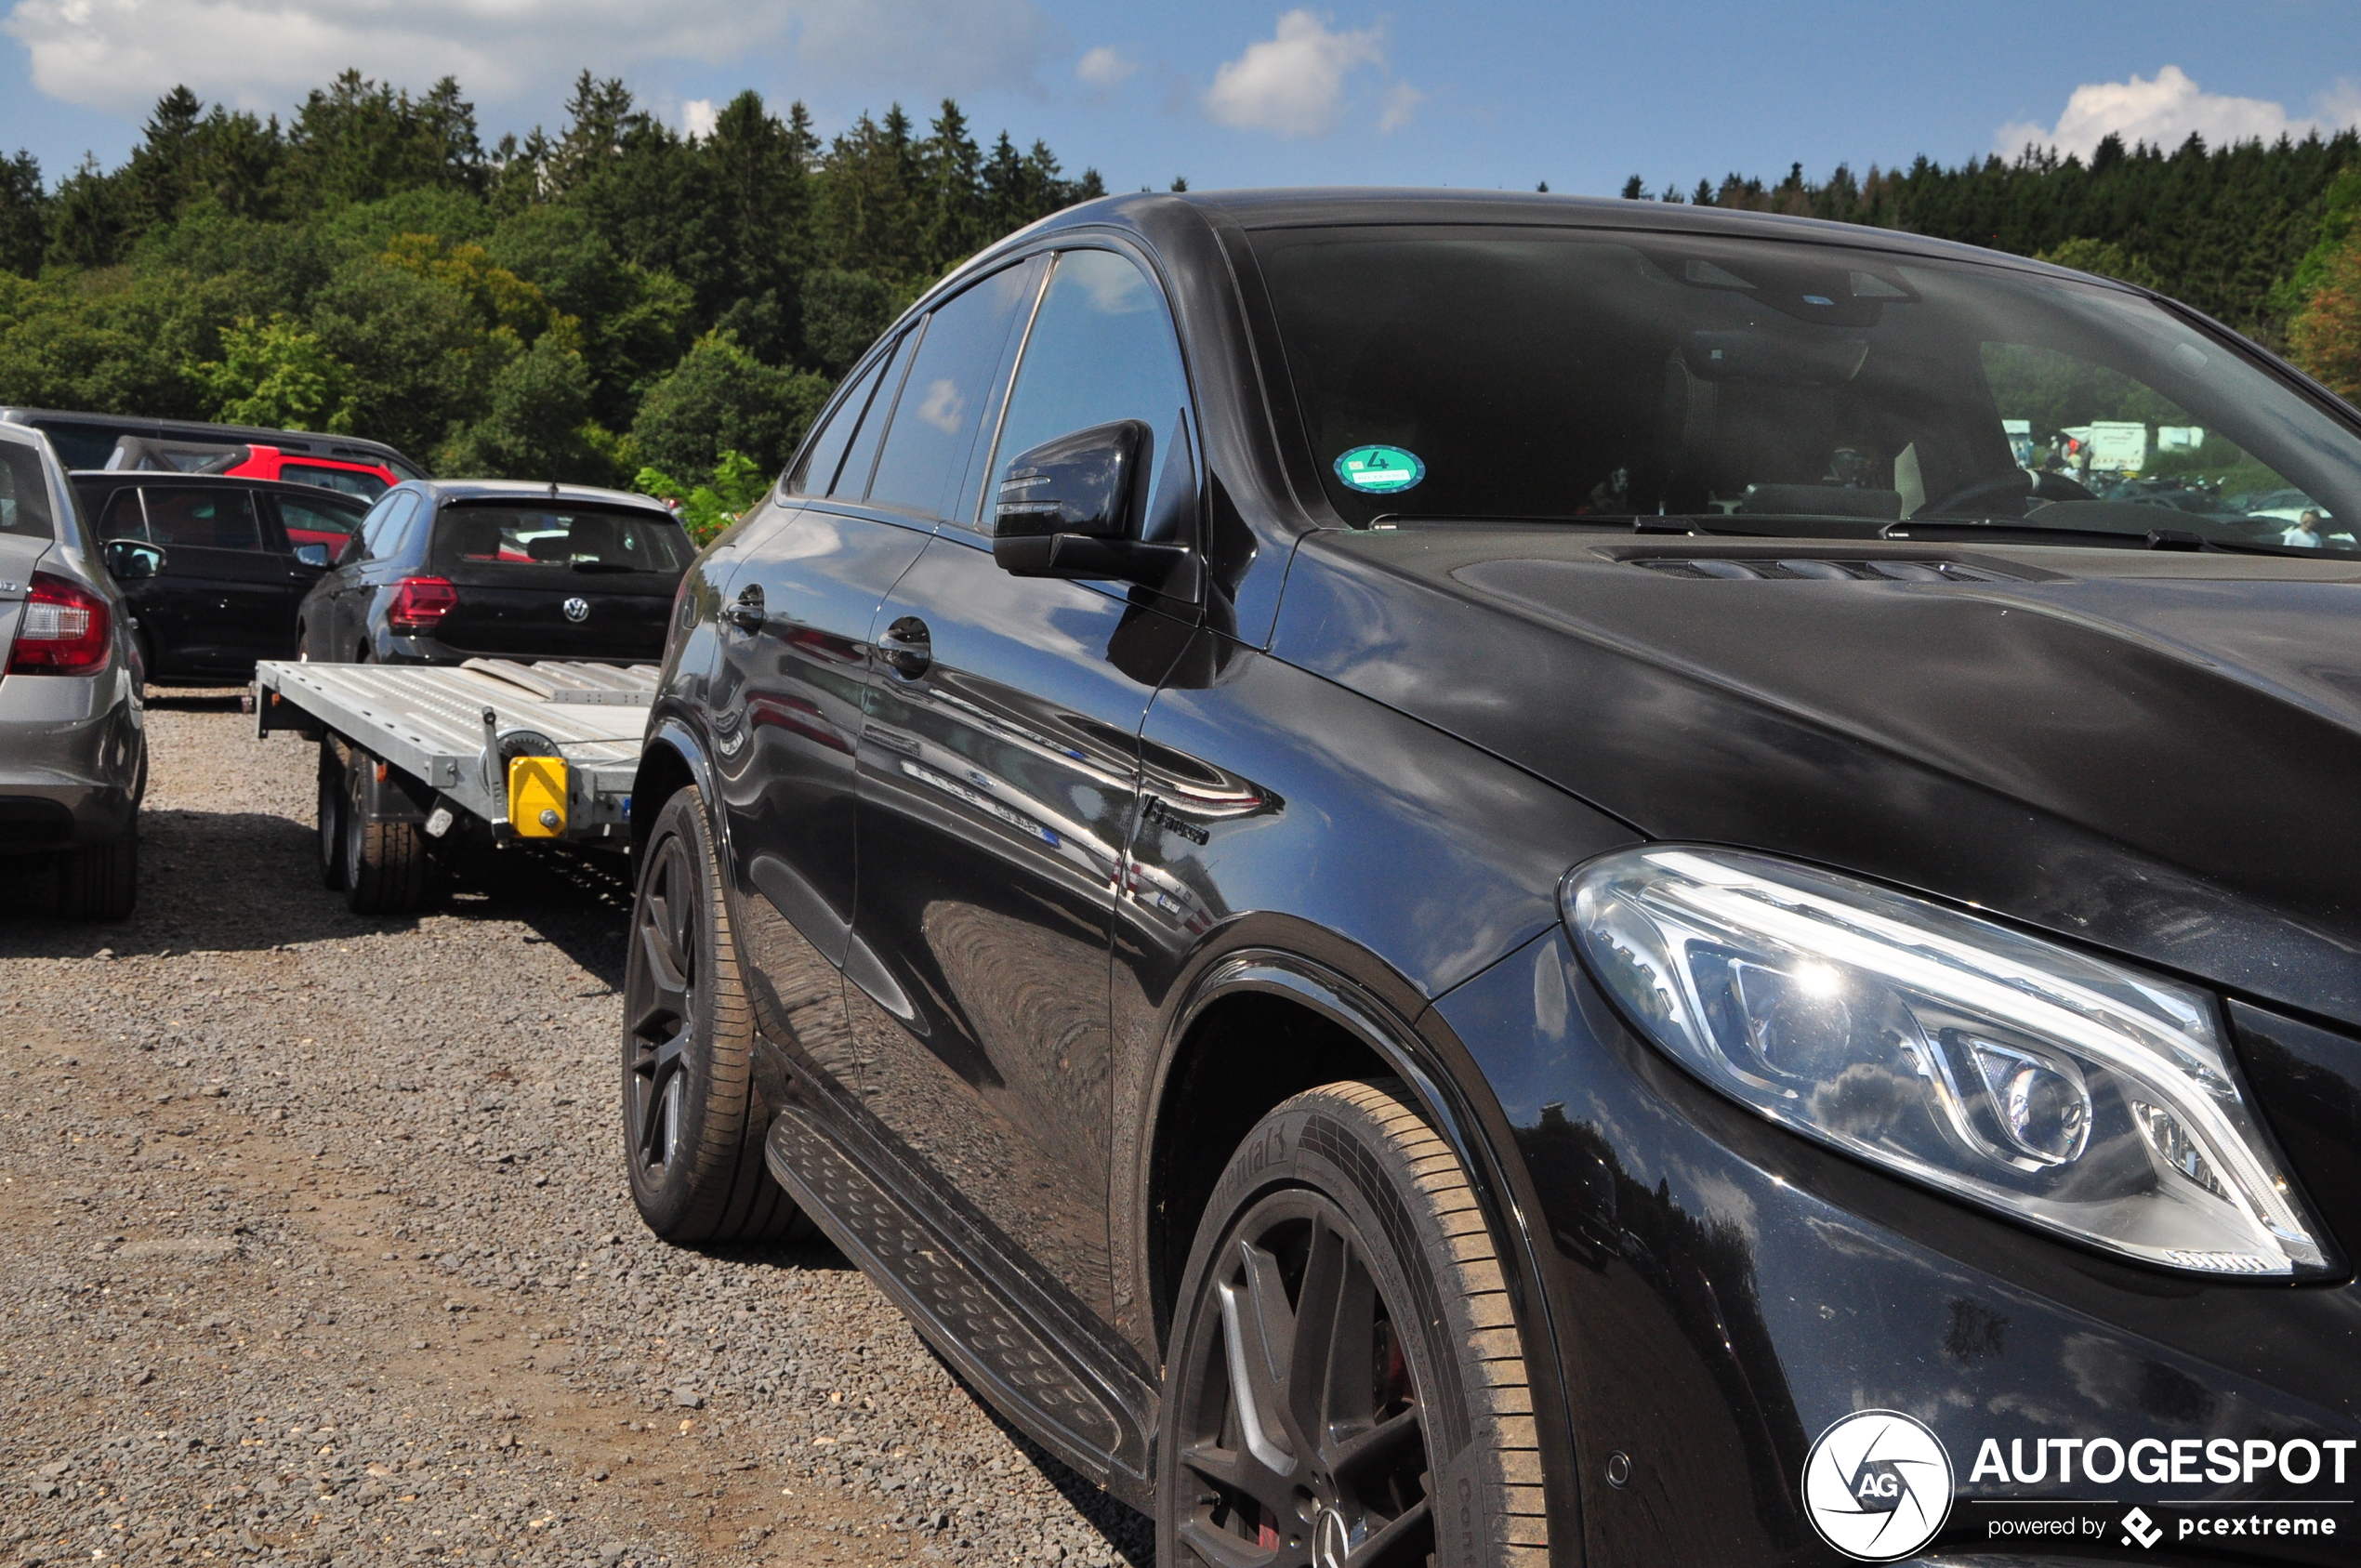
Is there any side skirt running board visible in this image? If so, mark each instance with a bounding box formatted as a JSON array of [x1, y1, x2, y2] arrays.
[[764, 1103, 1154, 1509]]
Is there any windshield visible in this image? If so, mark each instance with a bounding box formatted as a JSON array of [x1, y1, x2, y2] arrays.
[[0, 438, 55, 540], [1255, 228, 2361, 551], [429, 505, 690, 573]]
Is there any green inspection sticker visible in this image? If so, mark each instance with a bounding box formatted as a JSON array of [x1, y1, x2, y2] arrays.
[[1335, 445, 1426, 494]]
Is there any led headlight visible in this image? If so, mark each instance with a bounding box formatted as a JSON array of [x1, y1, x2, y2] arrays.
[[1565, 847, 2329, 1278]]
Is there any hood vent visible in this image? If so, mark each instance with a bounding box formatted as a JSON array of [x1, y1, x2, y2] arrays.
[[1631, 556, 2020, 584]]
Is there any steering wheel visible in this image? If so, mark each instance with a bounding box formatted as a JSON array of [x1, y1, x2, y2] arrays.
[[1920, 469, 2096, 517]]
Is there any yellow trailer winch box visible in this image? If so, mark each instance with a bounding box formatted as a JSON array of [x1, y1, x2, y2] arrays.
[[508, 756, 568, 837]]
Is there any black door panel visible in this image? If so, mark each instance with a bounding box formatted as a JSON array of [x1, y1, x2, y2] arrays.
[[710, 507, 934, 1099], [849, 534, 1192, 1327]]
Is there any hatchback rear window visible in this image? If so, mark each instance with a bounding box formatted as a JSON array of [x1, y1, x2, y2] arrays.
[[430, 506, 690, 573], [0, 440, 55, 539]]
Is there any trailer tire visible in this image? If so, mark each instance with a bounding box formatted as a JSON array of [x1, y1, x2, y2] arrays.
[[317, 742, 349, 890], [623, 785, 816, 1245], [344, 756, 429, 916]]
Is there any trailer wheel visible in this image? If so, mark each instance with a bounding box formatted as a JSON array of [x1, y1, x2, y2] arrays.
[[317, 741, 348, 890], [344, 755, 428, 915], [623, 785, 816, 1245]]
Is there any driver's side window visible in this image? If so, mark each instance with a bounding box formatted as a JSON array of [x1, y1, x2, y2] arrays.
[[985, 249, 1194, 539]]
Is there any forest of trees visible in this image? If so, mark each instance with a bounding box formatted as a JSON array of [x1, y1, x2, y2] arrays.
[[9, 71, 2361, 494], [1618, 128, 2361, 393], [0, 72, 1103, 488]]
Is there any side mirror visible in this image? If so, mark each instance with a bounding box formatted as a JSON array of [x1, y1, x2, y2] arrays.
[[105, 540, 165, 581], [992, 418, 1193, 588], [293, 543, 333, 569]]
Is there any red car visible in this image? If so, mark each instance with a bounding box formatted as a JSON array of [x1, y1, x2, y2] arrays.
[[224, 444, 395, 504]]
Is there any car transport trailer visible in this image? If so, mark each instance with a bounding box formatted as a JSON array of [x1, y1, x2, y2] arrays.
[[251, 657, 655, 914]]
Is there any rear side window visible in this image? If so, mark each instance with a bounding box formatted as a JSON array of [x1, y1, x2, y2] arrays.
[[865, 264, 1037, 519], [284, 462, 389, 499], [429, 507, 690, 573], [832, 333, 912, 499], [362, 492, 420, 558], [786, 352, 888, 496], [0, 441, 56, 539], [141, 486, 262, 550], [22, 419, 125, 470], [278, 493, 368, 552]]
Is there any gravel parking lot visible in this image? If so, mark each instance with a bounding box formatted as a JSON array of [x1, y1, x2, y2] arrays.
[[0, 692, 1153, 1568]]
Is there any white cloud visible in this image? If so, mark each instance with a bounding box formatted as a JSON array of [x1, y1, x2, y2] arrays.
[[1204, 8, 1388, 138], [1075, 45, 1136, 90], [1378, 78, 1423, 134], [682, 98, 719, 138], [2, 0, 1058, 117], [1997, 65, 2361, 159]]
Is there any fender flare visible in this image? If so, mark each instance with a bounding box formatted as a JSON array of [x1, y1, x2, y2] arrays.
[[631, 713, 729, 867]]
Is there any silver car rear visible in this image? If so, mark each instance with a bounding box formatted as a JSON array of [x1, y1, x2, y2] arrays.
[[0, 422, 146, 918]]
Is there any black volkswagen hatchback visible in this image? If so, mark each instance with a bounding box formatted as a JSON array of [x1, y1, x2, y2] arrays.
[[297, 480, 692, 665], [622, 191, 2361, 1567]]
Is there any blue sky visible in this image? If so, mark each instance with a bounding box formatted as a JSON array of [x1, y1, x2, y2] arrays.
[[3, 1, 2358, 197]]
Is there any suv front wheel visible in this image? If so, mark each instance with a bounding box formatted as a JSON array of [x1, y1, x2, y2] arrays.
[[1160, 1079, 1549, 1568]]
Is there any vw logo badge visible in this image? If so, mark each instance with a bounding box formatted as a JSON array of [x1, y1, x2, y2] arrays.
[[562, 596, 590, 623], [1801, 1409, 1953, 1561], [1312, 1508, 1349, 1568]]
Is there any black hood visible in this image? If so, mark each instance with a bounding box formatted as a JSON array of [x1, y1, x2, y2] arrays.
[[1270, 526, 2361, 1028]]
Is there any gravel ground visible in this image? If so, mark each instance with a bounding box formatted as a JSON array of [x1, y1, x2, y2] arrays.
[[0, 692, 1154, 1568]]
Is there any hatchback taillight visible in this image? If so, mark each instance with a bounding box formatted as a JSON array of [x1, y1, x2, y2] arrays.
[[6, 573, 111, 676], [388, 576, 457, 633]]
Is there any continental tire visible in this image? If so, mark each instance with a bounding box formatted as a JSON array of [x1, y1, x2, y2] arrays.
[[1160, 1078, 1547, 1568], [56, 826, 138, 922], [622, 785, 815, 1245], [343, 754, 427, 915]]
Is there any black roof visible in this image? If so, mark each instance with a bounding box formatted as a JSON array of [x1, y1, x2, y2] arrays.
[[1019, 186, 2111, 288]]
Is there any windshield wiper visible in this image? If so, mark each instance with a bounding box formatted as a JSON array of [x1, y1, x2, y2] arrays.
[[567, 560, 643, 573]]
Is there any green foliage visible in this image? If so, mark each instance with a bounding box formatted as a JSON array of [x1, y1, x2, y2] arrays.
[[628, 331, 830, 480], [636, 448, 769, 544], [0, 152, 44, 278], [2032, 237, 2164, 291], [191, 313, 356, 431], [0, 72, 1098, 482], [799, 268, 902, 377], [436, 331, 601, 481]]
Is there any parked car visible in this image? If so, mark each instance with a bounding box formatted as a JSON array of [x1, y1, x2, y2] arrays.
[[0, 426, 145, 918], [0, 407, 424, 481], [620, 190, 2361, 1566], [73, 471, 370, 684], [297, 481, 692, 665], [101, 435, 396, 500]]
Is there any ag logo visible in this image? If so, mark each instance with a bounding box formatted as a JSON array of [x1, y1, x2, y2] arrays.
[[1802, 1410, 1954, 1561], [562, 596, 590, 623]]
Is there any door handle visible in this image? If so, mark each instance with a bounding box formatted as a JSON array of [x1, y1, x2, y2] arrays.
[[723, 586, 765, 633], [877, 615, 931, 679]]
